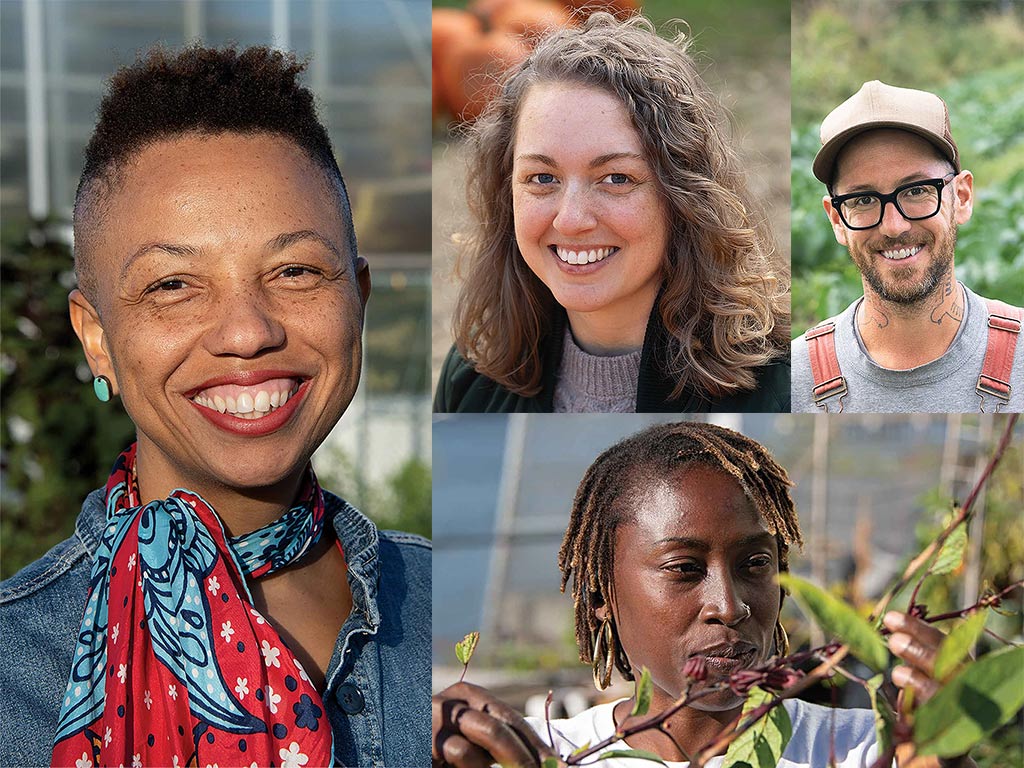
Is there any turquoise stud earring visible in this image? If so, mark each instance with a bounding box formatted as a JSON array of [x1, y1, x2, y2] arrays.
[[93, 375, 112, 402]]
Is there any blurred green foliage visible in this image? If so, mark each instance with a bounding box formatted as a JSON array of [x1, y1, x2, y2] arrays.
[[908, 443, 1024, 768], [364, 279, 430, 394], [791, 0, 1024, 336], [313, 445, 431, 539], [0, 223, 137, 580]]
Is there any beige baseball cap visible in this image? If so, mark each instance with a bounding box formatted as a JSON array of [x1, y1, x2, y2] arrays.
[[813, 80, 960, 185]]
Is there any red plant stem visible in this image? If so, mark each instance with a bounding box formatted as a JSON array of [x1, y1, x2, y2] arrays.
[[868, 744, 897, 768], [566, 639, 852, 765], [983, 627, 1020, 647], [564, 682, 714, 764], [832, 663, 870, 687], [917, 580, 1023, 624], [544, 690, 555, 759], [873, 414, 1019, 622], [959, 414, 1018, 516], [690, 646, 851, 767], [876, 579, 1024, 637]]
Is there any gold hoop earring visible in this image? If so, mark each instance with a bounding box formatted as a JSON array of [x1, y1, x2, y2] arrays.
[[591, 616, 615, 690], [774, 621, 789, 658]]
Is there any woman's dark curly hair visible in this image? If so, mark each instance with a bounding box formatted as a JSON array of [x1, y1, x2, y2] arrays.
[[452, 13, 789, 400], [73, 45, 355, 301], [558, 421, 803, 681]]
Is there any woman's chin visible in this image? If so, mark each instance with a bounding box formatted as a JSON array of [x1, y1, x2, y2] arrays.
[[685, 687, 746, 713]]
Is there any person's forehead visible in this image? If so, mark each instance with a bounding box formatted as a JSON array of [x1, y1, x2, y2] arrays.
[[616, 464, 769, 549], [100, 133, 344, 239], [833, 128, 950, 191], [514, 81, 643, 157], [120, 132, 328, 191]]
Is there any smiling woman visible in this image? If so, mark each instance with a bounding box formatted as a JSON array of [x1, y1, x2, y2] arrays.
[[433, 13, 790, 413], [0, 46, 429, 768], [70, 132, 369, 498]]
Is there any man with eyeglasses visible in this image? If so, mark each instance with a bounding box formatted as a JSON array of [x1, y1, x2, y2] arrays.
[[792, 80, 1022, 413]]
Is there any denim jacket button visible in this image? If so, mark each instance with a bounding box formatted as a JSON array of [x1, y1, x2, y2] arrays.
[[336, 683, 365, 714]]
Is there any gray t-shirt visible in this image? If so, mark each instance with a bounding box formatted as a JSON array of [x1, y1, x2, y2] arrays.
[[791, 285, 1023, 413]]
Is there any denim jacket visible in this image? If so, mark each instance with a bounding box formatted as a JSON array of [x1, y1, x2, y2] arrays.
[[0, 489, 431, 768]]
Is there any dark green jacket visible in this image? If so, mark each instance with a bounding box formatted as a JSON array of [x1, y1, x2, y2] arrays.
[[433, 311, 791, 413]]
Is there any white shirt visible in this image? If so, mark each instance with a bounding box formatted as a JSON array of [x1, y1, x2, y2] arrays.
[[527, 697, 880, 767]]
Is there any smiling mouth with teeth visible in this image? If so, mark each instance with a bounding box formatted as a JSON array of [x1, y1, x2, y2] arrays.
[[879, 245, 923, 261], [552, 246, 619, 265], [191, 378, 300, 420]]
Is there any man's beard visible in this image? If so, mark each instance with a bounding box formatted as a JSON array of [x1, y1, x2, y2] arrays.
[[852, 222, 957, 306]]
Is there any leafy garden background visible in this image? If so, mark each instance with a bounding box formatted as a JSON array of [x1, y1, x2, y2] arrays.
[[791, 0, 1024, 335]]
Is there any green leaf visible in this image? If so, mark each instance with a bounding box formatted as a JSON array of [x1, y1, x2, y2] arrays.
[[931, 519, 967, 575], [631, 667, 653, 716], [541, 757, 561, 768], [777, 574, 890, 673], [933, 610, 987, 681], [594, 749, 666, 764], [915, 645, 1024, 757], [864, 674, 896, 754], [722, 686, 792, 768], [455, 631, 480, 666]]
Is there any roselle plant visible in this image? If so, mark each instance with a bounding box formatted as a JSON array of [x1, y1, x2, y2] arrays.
[[453, 415, 1023, 768]]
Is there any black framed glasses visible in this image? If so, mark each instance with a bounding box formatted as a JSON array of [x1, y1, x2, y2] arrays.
[[831, 173, 956, 230]]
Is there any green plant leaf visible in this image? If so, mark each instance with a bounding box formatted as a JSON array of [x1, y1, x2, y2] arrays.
[[864, 674, 896, 754], [631, 667, 653, 716], [594, 749, 666, 764], [541, 757, 561, 768], [931, 519, 967, 575], [915, 645, 1024, 757], [777, 574, 890, 672], [723, 686, 792, 768], [933, 610, 987, 681], [455, 631, 480, 666]]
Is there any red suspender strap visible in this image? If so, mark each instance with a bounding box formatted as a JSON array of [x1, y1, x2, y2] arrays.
[[806, 320, 848, 406], [977, 299, 1023, 403]]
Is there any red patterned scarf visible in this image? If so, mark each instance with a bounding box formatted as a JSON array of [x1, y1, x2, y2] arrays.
[[52, 444, 335, 767]]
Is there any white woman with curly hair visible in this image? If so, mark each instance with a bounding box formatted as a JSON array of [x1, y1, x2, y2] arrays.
[[434, 13, 791, 413]]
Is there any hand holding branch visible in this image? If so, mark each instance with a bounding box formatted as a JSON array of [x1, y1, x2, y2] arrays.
[[433, 681, 561, 768]]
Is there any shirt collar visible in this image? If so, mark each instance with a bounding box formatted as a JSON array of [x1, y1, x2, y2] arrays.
[[324, 490, 381, 630]]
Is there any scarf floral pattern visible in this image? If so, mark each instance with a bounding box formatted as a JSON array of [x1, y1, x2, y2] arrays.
[[52, 444, 335, 767]]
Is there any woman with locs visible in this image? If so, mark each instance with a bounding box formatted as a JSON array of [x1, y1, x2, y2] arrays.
[[434, 14, 790, 413], [432, 422, 976, 767], [0, 47, 429, 768]]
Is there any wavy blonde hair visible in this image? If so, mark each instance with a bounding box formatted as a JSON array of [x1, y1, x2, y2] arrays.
[[452, 13, 789, 399]]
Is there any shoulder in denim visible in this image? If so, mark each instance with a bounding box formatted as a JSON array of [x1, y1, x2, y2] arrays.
[[0, 488, 105, 604]]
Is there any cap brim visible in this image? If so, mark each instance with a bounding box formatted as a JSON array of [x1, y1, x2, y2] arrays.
[[812, 122, 959, 187]]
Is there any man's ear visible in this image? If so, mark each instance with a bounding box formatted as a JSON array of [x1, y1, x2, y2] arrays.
[[822, 195, 849, 247], [953, 169, 974, 226], [69, 289, 118, 395]]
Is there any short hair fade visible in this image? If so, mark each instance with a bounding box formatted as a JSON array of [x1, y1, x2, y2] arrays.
[[73, 45, 356, 300]]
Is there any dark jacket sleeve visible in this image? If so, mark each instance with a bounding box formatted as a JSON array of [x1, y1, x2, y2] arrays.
[[433, 345, 461, 413]]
